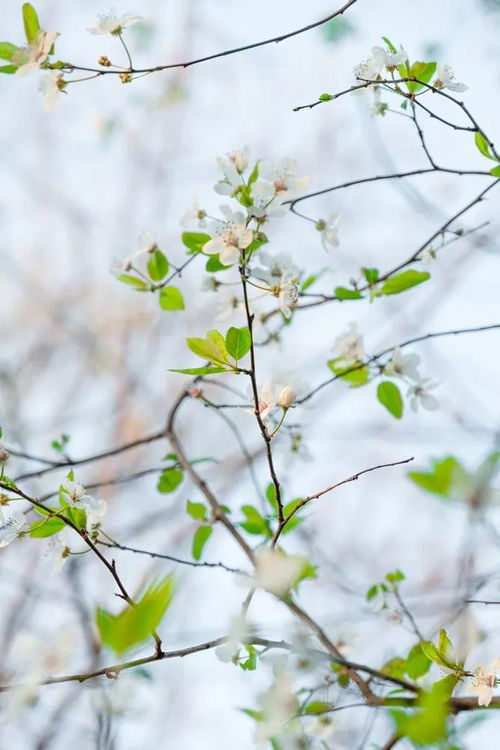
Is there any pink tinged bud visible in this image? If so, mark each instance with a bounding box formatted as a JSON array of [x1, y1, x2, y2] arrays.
[[277, 386, 296, 409], [189, 387, 203, 399], [0, 444, 9, 463]]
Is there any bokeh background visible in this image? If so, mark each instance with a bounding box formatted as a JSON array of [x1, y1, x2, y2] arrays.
[[1, 0, 500, 747]]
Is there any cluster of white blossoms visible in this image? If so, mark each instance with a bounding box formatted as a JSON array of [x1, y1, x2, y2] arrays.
[[353, 43, 467, 92], [62, 479, 107, 527]]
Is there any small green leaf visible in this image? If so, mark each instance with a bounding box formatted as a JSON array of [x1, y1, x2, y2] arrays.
[[381, 270, 430, 295], [186, 330, 230, 367], [362, 267, 379, 285], [335, 286, 363, 300], [159, 286, 184, 311], [327, 358, 370, 388], [0, 42, 19, 61], [304, 701, 333, 715], [22, 3, 41, 44], [186, 500, 207, 521], [157, 467, 183, 494], [182, 232, 211, 254], [117, 274, 149, 291], [169, 366, 229, 376], [0, 64, 18, 74], [192, 525, 213, 560], [474, 131, 496, 161], [30, 517, 65, 538], [385, 569, 405, 584], [206, 256, 231, 272], [490, 165, 500, 177], [408, 456, 464, 498], [225, 327, 251, 361], [405, 644, 431, 680], [240, 505, 272, 536], [239, 644, 257, 671], [147, 249, 169, 281], [318, 93, 334, 102], [408, 61, 437, 93], [96, 576, 174, 656], [377, 381, 403, 419], [382, 36, 397, 53]]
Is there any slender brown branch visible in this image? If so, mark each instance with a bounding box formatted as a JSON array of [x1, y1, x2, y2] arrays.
[[273, 457, 414, 543], [61, 1, 360, 77], [98, 538, 242, 573]]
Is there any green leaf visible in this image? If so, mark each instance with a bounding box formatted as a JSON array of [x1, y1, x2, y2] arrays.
[[265, 483, 278, 513], [239, 644, 257, 671], [0, 42, 19, 61], [362, 267, 379, 285], [381, 270, 430, 295], [303, 701, 333, 715], [240, 505, 272, 536], [0, 64, 18, 74], [405, 644, 431, 680], [474, 131, 496, 161], [186, 500, 207, 521], [157, 467, 183, 493], [327, 358, 370, 388], [318, 92, 334, 102], [300, 274, 318, 292], [147, 249, 169, 281], [169, 366, 228, 376], [159, 286, 184, 311], [22, 3, 41, 44], [335, 286, 363, 300], [225, 327, 251, 361], [117, 274, 150, 291], [408, 61, 437, 93], [408, 456, 464, 498], [96, 576, 174, 656], [29, 516, 65, 538], [385, 569, 405, 584], [490, 165, 500, 177], [192, 525, 213, 560], [186, 329, 231, 367], [377, 381, 403, 419], [281, 498, 304, 533], [205, 255, 231, 272], [182, 232, 211, 254], [382, 36, 397, 53]]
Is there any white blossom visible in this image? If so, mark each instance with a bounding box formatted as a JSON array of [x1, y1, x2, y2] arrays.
[[215, 615, 249, 663], [277, 386, 296, 409], [62, 480, 107, 525], [39, 72, 64, 112], [333, 323, 365, 366], [470, 659, 500, 706], [203, 207, 253, 266], [407, 377, 439, 412], [255, 382, 278, 422], [384, 347, 421, 381], [214, 147, 249, 195], [0, 442, 10, 463], [252, 252, 301, 318], [14, 30, 58, 76], [253, 159, 309, 208], [253, 548, 306, 597], [88, 9, 142, 35], [256, 671, 299, 744], [353, 45, 407, 81], [316, 214, 340, 250], [421, 246, 437, 267], [0, 510, 28, 548], [46, 533, 71, 572], [433, 65, 468, 93], [180, 199, 207, 229]]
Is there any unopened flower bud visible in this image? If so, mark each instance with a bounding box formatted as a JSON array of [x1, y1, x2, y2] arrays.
[[119, 73, 132, 84], [0, 444, 10, 464], [98, 55, 112, 67], [277, 386, 296, 409], [189, 386, 203, 399]]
